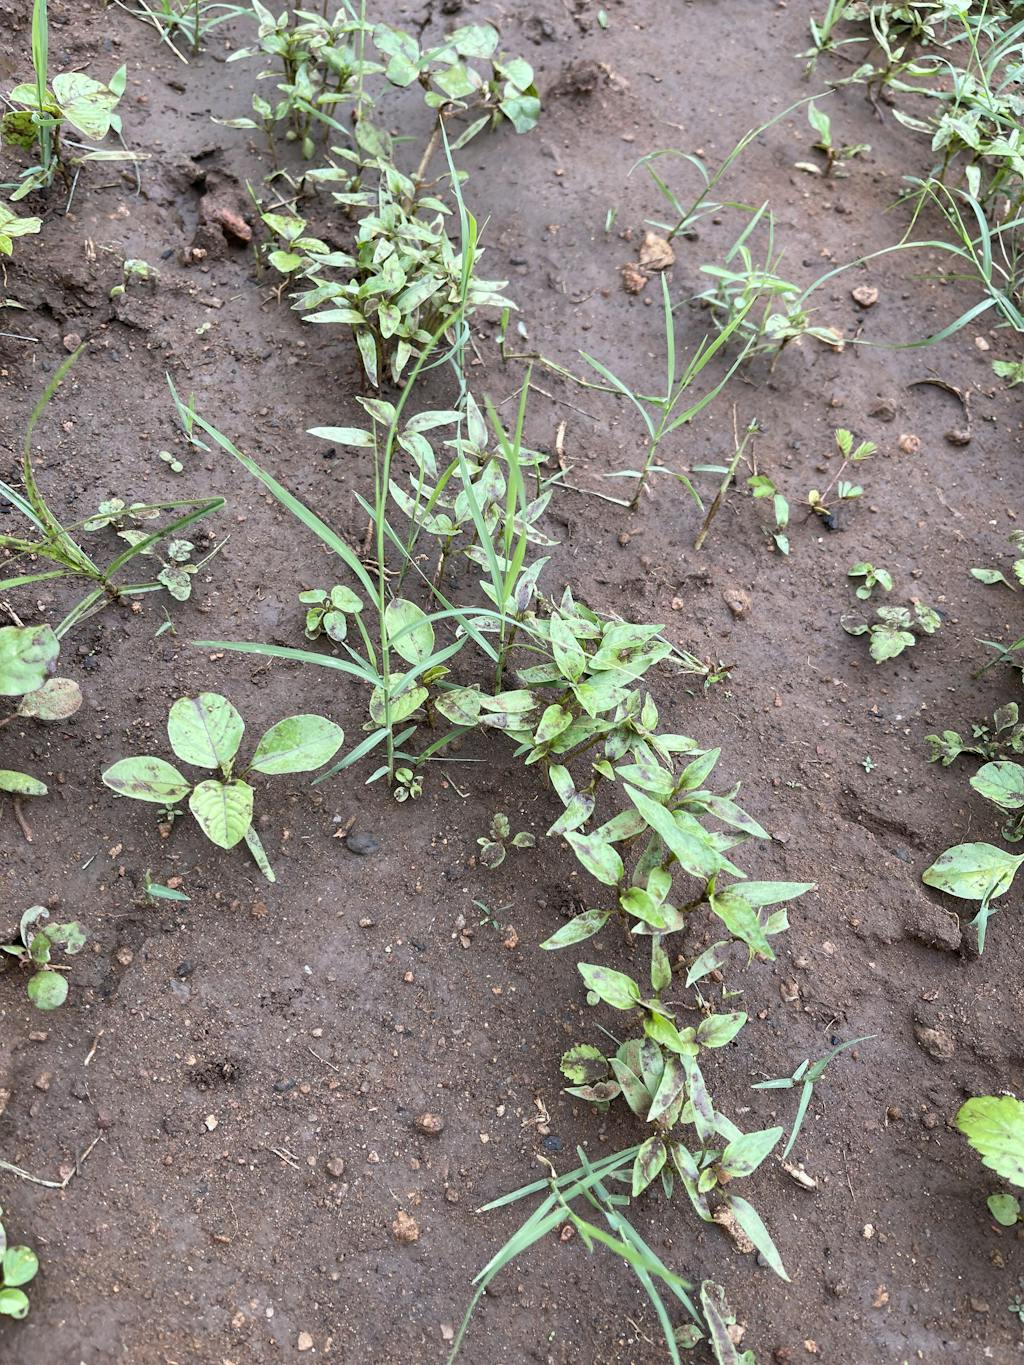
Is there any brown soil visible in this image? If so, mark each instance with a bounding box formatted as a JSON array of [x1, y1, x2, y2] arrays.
[[2, 1, 1023, 1362]]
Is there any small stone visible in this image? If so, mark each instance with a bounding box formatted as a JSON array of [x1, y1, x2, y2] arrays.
[[974, 335, 990, 351], [204, 1114, 218, 1131], [542, 1135, 563, 1153], [176, 961, 195, 979], [617, 531, 631, 546], [358, 917, 375, 929], [969, 1296, 989, 1314], [326, 1157, 346, 1178], [392, 1210, 419, 1244], [621, 262, 647, 294], [862, 1223, 875, 1240], [116, 946, 134, 967], [722, 587, 751, 619], [914, 1022, 956, 1061], [946, 427, 971, 447], [63, 332, 82, 353], [34, 1072, 52, 1092], [851, 285, 879, 307], [415, 1112, 444, 1136], [637, 231, 675, 273], [898, 433, 921, 455], [207, 204, 252, 244], [346, 830, 380, 856], [96, 1109, 113, 1130], [297, 1331, 314, 1351], [921, 1110, 940, 1129], [869, 398, 897, 422], [872, 1284, 890, 1309]]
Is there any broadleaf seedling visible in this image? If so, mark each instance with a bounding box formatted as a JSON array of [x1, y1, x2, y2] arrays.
[[0, 905, 86, 1010], [102, 692, 344, 881]]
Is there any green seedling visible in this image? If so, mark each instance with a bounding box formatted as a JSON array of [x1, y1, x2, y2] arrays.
[[142, 872, 190, 903], [923, 838, 1024, 952], [993, 359, 1024, 386], [747, 473, 790, 554], [299, 584, 365, 643], [0, 1206, 39, 1318], [0, 204, 42, 258], [970, 759, 1024, 842], [927, 703, 1024, 766], [753, 1035, 873, 1158], [807, 428, 877, 523], [697, 204, 843, 362], [392, 766, 422, 801], [109, 257, 158, 299], [1, 905, 86, 1010], [123, 0, 245, 60], [102, 692, 344, 882], [803, 101, 870, 175], [843, 600, 941, 662], [0, 623, 82, 812], [848, 561, 893, 599], [957, 1094, 1024, 1228], [477, 811, 535, 868], [3, 0, 135, 200], [972, 530, 1024, 591], [0, 353, 223, 636]]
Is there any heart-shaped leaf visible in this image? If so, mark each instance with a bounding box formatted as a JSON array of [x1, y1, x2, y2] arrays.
[[385, 598, 435, 665], [189, 779, 253, 849]]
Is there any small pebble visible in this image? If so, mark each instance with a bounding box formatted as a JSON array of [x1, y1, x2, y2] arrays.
[[346, 831, 381, 856], [415, 1113, 444, 1136]]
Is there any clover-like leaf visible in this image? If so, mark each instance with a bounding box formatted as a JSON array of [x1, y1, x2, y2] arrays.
[[249, 715, 344, 774], [168, 694, 244, 770], [188, 779, 253, 849]]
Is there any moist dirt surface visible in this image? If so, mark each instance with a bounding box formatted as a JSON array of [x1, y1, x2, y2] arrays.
[[1, 0, 1023, 1362]]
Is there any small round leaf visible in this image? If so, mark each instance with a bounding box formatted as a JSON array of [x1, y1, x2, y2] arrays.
[[27, 971, 68, 1011], [17, 677, 82, 721]]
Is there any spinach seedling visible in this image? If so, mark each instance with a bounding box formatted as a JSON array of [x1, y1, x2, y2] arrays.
[[843, 600, 941, 662], [927, 703, 1024, 767], [478, 812, 535, 868], [848, 561, 892, 599], [102, 693, 344, 881], [957, 1094, 1024, 1228], [0, 1207, 39, 1318], [1, 906, 86, 1010]]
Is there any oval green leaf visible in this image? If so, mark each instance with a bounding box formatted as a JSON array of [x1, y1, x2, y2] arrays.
[[249, 714, 344, 774], [2, 1246, 38, 1287], [102, 756, 191, 804], [26, 971, 68, 1011], [385, 598, 435, 666], [168, 693, 244, 770]]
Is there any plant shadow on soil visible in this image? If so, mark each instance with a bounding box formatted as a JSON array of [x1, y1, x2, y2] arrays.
[[1, 0, 1023, 1361]]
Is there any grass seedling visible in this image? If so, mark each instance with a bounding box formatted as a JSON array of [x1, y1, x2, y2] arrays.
[[582, 275, 755, 509], [0, 353, 223, 635], [449, 1144, 702, 1365], [693, 414, 760, 551], [753, 1035, 873, 1158], [102, 693, 345, 882]]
